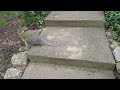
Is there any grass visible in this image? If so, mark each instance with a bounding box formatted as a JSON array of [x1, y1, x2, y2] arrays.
[[22, 11, 50, 29], [105, 11, 120, 42], [0, 11, 16, 27], [0, 64, 5, 73]]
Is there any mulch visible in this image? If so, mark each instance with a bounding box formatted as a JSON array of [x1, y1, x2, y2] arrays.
[[0, 15, 24, 79]]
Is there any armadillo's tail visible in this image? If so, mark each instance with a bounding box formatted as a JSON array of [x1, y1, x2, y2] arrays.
[[42, 39, 52, 46]]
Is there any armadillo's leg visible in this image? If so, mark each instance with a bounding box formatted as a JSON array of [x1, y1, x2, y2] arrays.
[[25, 41, 28, 48], [27, 43, 32, 50]]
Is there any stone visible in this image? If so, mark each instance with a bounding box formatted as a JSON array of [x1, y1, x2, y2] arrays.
[[4, 68, 22, 79], [110, 41, 119, 50], [106, 31, 112, 38], [113, 66, 120, 79], [22, 63, 115, 79], [113, 47, 120, 62], [107, 38, 113, 44], [11, 51, 28, 66], [19, 46, 28, 52], [116, 62, 120, 73]]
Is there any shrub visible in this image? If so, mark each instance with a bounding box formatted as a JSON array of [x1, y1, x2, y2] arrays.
[[16, 11, 50, 48], [0, 64, 5, 73], [0, 11, 15, 27], [22, 11, 50, 29], [105, 11, 120, 41], [0, 19, 7, 27]]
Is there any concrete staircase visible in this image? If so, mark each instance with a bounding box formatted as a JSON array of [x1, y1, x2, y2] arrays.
[[22, 11, 115, 79]]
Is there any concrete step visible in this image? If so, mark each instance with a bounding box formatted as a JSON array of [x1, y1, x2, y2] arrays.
[[22, 63, 115, 79], [45, 11, 105, 27], [27, 26, 115, 70]]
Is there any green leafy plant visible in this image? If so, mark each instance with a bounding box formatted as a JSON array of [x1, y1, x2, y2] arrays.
[[105, 11, 120, 41], [0, 11, 16, 27], [22, 11, 50, 29], [16, 11, 50, 48], [0, 19, 7, 27], [0, 11, 8, 27], [0, 64, 5, 72]]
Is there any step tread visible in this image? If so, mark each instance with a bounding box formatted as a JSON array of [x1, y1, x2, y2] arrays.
[[45, 11, 104, 21], [28, 27, 115, 65]]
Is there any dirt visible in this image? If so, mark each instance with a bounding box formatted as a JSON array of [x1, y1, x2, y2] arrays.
[[0, 14, 24, 79]]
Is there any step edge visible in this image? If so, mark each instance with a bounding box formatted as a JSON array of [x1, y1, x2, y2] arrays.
[[27, 54, 115, 70]]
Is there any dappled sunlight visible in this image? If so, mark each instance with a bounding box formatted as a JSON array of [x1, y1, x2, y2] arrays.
[[66, 46, 83, 59], [56, 30, 72, 39], [46, 29, 72, 44], [47, 35, 55, 40], [54, 15, 59, 18], [73, 40, 79, 45], [67, 46, 80, 52]]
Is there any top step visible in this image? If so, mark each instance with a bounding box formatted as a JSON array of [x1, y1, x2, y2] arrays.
[[45, 11, 105, 27]]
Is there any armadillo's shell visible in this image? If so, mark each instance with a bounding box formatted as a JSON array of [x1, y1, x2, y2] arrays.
[[29, 35, 42, 45]]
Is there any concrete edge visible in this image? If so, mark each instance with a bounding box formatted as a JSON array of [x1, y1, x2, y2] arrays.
[[27, 55, 115, 70], [45, 20, 105, 27]]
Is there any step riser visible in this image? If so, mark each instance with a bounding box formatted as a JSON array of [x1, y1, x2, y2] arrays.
[[45, 20, 105, 27], [22, 63, 115, 79], [28, 55, 115, 70]]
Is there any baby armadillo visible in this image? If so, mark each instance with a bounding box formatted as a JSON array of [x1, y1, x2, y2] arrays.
[[28, 35, 56, 49]]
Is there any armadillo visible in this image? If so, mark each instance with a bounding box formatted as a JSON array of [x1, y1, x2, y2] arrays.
[[28, 35, 55, 49], [29, 35, 61, 48]]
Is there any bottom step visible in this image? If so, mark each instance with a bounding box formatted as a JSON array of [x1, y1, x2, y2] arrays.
[[22, 63, 115, 79]]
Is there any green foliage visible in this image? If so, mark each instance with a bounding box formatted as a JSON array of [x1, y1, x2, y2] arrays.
[[0, 64, 5, 72], [22, 11, 50, 29], [105, 11, 120, 41], [0, 11, 16, 27], [16, 11, 50, 48], [0, 19, 7, 27], [0, 11, 8, 27], [16, 12, 29, 48]]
